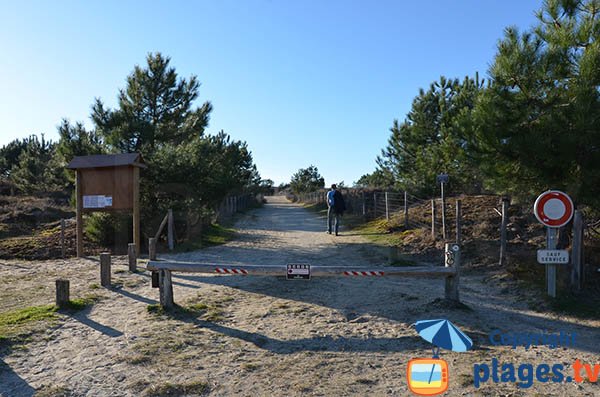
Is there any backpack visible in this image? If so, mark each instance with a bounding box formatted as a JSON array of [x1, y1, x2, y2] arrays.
[[333, 190, 346, 214]]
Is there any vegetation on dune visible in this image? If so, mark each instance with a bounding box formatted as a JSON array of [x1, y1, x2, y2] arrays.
[[141, 380, 209, 397], [0, 305, 58, 340], [0, 296, 100, 345]]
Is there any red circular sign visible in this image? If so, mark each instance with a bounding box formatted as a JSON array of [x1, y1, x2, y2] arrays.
[[534, 190, 574, 228]]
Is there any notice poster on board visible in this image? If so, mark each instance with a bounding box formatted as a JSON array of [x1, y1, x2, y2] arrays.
[[83, 195, 113, 208]]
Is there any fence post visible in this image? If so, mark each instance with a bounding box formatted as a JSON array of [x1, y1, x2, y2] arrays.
[[385, 192, 389, 221], [373, 192, 377, 218], [60, 219, 66, 258], [441, 182, 447, 240], [431, 199, 437, 239], [55, 279, 70, 308], [571, 210, 584, 291], [456, 199, 462, 244], [404, 191, 409, 228], [167, 209, 174, 250], [362, 191, 366, 218], [126, 243, 136, 271], [100, 252, 111, 287], [499, 197, 509, 266]]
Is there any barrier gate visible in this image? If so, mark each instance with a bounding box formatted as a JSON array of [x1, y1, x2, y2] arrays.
[[147, 244, 460, 309]]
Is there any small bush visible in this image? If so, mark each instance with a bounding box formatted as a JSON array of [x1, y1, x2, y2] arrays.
[[85, 212, 132, 251]]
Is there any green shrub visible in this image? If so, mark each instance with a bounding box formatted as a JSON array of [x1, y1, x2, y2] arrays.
[[85, 212, 132, 250]]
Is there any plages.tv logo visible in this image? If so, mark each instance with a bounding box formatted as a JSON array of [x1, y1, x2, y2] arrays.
[[407, 319, 473, 396]]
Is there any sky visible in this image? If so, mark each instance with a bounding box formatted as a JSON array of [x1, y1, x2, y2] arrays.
[[0, 0, 542, 186]]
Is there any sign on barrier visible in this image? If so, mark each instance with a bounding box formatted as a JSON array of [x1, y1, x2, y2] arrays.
[[287, 264, 310, 280]]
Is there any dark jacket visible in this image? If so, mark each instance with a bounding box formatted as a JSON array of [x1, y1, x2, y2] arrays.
[[332, 190, 346, 214]]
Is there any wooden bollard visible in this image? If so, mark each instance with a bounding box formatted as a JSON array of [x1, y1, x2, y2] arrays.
[[55, 279, 70, 308], [148, 238, 157, 261], [100, 252, 111, 287], [128, 243, 137, 272], [159, 269, 174, 309]]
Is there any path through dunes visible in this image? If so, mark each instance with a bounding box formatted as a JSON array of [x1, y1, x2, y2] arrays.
[[1, 196, 599, 396]]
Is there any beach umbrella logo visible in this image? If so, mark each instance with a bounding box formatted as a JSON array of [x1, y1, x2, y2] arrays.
[[407, 319, 473, 396]]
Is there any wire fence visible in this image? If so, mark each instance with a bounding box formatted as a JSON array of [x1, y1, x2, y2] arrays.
[[294, 189, 438, 230]]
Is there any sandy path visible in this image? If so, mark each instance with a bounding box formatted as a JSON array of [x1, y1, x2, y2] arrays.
[[1, 196, 599, 396]]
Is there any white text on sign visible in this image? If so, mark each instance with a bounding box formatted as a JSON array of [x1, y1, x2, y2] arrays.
[[537, 250, 569, 264]]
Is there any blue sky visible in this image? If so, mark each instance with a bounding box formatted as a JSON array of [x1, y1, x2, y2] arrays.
[[0, 0, 542, 185]]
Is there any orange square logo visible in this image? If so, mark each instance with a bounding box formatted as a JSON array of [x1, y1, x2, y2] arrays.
[[407, 358, 449, 396]]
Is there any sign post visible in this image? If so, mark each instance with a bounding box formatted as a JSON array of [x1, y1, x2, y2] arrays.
[[533, 190, 574, 298], [67, 153, 146, 257]]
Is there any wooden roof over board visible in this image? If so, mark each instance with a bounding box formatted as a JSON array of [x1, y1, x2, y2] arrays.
[[66, 153, 146, 170]]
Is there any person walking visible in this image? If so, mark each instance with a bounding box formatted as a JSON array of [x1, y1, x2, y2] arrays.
[[326, 184, 346, 236]]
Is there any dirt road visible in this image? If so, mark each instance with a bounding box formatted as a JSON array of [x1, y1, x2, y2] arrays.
[[1, 196, 598, 396]]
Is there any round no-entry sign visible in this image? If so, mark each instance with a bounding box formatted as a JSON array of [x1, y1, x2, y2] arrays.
[[534, 190, 574, 228]]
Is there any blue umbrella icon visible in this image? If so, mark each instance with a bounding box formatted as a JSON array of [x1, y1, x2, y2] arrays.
[[413, 319, 473, 384]]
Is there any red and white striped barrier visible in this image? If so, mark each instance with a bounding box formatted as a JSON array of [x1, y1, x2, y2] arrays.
[[343, 270, 385, 276], [215, 267, 249, 275]]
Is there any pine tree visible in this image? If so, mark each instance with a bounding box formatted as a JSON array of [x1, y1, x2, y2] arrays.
[[91, 52, 212, 154], [9, 135, 66, 194], [290, 166, 325, 194], [377, 75, 484, 196], [472, 0, 600, 206], [56, 119, 105, 161]]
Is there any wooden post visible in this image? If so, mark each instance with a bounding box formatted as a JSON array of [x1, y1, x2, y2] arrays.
[[167, 209, 174, 250], [456, 199, 462, 244], [132, 167, 140, 253], [404, 191, 409, 228], [148, 238, 157, 261], [362, 191, 366, 218], [100, 252, 111, 287], [128, 243, 137, 271], [155, 212, 169, 239], [444, 243, 460, 301], [571, 210, 584, 291], [499, 197, 509, 266], [60, 219, 66, 258], [385, 192, 389, 221], [373, 192, 377, 218], [76, 170, 83, 257], [431, 199, 437, 239], [441, 182, 447, 240], [55, 279, 70, 308], [159, 269, 174, 309]]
